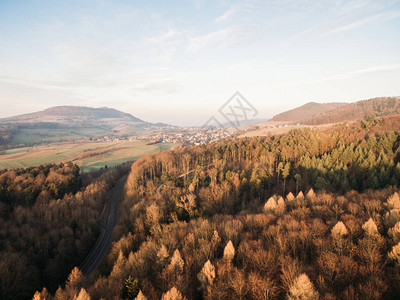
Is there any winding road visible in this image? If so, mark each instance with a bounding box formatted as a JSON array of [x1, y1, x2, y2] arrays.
[[80, 176, 127, 276], [80, 164, 212, 275]]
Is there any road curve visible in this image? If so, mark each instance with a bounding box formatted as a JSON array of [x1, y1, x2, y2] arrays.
[[80, 176, 127, 276]]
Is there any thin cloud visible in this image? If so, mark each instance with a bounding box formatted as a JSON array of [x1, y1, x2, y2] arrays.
[[305, 65, 400, 85], [191, 0, 205, 10], [349, 65, 400, 75], [0, 75, 68, 90], [215, 8, 236, 23], [188, 28, 234, 52], [146, 29, 182, 45], [295, 5, 400, 41], [131, 79, 181, 94], [322, 11, 400, 36], [266, 64, 400, 89]]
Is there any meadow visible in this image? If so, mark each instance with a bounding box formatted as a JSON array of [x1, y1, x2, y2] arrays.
[[10, 127, 109, 145], [0, 140, 177, 172]]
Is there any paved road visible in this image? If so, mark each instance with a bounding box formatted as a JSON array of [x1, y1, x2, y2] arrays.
[[80, 176, 127, 276]]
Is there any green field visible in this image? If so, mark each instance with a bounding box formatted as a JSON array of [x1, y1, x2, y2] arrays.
[[0, 140, 177, 172], [10, 127, 109, 145]]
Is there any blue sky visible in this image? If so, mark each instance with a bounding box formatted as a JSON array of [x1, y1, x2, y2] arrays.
[[0, 0, 399, 125]]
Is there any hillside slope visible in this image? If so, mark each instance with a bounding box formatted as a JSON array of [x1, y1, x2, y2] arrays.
[[0, 106, 163, 146], [37, 113, 400, 299], [0, 106, 144, 125], [304, 96, 400, 125], [271, 102, 347, 123]]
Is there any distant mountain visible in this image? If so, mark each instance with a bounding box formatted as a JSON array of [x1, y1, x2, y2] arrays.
[[0, 106, 169, 146], [304, 97, 400, 125], [271, 102, 347, 123], [1, 106, 144, 125], [269, 97, 400, 125]]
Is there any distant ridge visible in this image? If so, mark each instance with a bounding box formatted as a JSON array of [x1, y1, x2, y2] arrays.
[[271, 102, 347, 123], [270, 97, 400, 125], [0, 106, 143, 124], [0, 106, 170, 146], [304, 97, 400, 125]]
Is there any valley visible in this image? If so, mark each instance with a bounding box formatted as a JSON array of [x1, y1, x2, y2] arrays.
[[0, 140, 177, 172], [2, 98, 400, 300], [2, 1, 399, 298]]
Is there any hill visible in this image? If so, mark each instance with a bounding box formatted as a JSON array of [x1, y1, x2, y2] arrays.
[[271, 102, 347, 123], [0, 106, 146, 127], [0, 106, 144, 124], [0, 106, 168, 146], [304, 96, 400, 125], [269, 96, 400, 126], [33, 113, 400, 299]]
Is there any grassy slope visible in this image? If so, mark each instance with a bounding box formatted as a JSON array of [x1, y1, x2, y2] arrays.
[[0, 140, 178, 172], [10, 127, 109, 144]]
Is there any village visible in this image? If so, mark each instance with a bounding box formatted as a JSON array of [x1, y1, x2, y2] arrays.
[[93, 126, 242, 145]]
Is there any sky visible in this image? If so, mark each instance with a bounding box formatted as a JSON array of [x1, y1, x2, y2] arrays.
[[0, 0, 399, 126]]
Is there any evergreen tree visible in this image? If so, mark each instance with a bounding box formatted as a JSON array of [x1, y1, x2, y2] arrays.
[[122, 276, 139, 299]]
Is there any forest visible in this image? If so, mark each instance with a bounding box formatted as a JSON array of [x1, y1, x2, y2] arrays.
[[0, 124, 18, 147], [9, 114, 400, 299], [0, 162, 81, 206], [304, 97, 400, 125], [0, 163, 131, 299]]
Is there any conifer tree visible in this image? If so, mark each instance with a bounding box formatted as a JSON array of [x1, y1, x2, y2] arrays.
[[223, 240, 235, 263], [74, 288, 91, 300], [122, 276, 139, 299], [286, 192, 295, 202], [287, 273, 319, 300], [198, 260, 216, 288], [161, 287, 184, 300], [264, 197, 277, 212], [134, 290, 147, 300], [362, 218, 379, 236], [331, 221, 348, 238], [306, 188, 315, 199], [168, 249, 184, 273], [157, 244, 169, 266], [388, 221, 400, 243], [296, 191, 304, 200]]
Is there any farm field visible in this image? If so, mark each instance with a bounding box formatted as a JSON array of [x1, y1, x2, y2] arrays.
[[10, 127, 109, 145], [0, 140, 178, 172]]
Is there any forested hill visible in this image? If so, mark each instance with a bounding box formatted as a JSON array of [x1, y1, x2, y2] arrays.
[[270, 96, 400, 125], [304, 97, 400, 125], [0, 163, 131, 299], [0, 106, 167, 146], [0, 106, 144, 124], [271, 102, 347, 123], [37, 113, 400, 299], [0, 162, 80, 206]]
